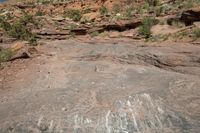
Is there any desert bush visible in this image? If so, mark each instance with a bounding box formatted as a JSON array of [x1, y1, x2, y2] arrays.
[[112, 4, 121, 14], [35, 11, 45, 16], [145, 0, 160, 6], [139, 17, 157, 39], [0, 48, 13, 62], [64, 9, 82, 21], [82, 7, 92, 14], [99, 6, 108, 16], [124, 7, 134, 19], [37, 0, 53, 5], [99, 31, 109, 37], [90, 31, 99, 37], [193, 28, 200, 38], [149, 34, 169, 42], [0, 14, 37, 45], [68, 23, 78, 30], [171, 20, 185, 28]]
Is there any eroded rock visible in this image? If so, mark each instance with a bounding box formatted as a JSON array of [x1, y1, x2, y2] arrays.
[[179, 8, 200, 25]]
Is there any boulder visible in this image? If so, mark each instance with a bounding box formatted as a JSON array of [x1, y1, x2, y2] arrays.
[[103, 20, 141, 31], [11, 42, 25, 52], [109, 31, 121, 38], [121, 29, 135, 38], [10, 42, 30, 61], [179, 8, 200, 25]]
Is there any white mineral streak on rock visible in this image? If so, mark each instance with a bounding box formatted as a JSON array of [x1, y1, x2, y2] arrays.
[[49, 120, 54, 133], [72, 93, 184, 133], [127, 100, 131, 107], [85, 118, 92, 124], [37, 116, 44, 127], [74, 114, 79, 131], [106, 110, 111, 133], [158, 107, 164, 114]]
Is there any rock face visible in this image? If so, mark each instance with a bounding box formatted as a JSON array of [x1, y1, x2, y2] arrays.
[[179, 8, 200, 25], [0, 40, 200, 133]]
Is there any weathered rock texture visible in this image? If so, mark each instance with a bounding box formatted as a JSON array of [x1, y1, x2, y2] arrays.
[[0, 40, 200, 133]]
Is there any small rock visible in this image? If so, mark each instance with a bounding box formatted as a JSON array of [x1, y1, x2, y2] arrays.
[[109, 31, 121, 38], [65, 17, 71, 21], [28, 47, 39, 55], [116, 13, 121, 17], [11, 42, 25, 52], [96, 17, 102, 22], [52, 16, 65, 22], [121, 30, 134, 38], [62, 107, 67, 111]]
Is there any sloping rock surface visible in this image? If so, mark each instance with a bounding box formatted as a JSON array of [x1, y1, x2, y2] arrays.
[[0, 40, 200, 133]]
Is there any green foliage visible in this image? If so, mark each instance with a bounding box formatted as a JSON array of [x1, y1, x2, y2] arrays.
[[68, 23, 78, 30], [112, 4, 121, 14], [179, 31, 188, 37], [69, 31, 76, 38], [171, 20, 185, 28], [90, 31, 99, 37], [99, 31, 109, 37], [64, 9, 82, 21], [36, 0, 53, 5], [35, 11, 45, 16], [145, 0, 160, 7], [139, 17, 157, 39], [82, 7, 92, 14], [0, 14, 37, 45], [0, 49, 13, 62], [193, 28, 200, 38], [135, 2, 150, 15], [124, 7, 134, 19], [148, 34, 169, 42], [99, 6, 108, 16], [184, 0, 194, 8]]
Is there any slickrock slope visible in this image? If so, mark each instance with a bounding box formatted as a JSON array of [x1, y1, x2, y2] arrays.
[[0, 40, 200, 133]]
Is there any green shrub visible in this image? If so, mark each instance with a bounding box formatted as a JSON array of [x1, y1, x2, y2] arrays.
[[145, 0, 160, 7], [182, 0, 194, 9], [148, 34, 169, 42], [193, 28, 200, 38], [99, 31, 109, 37], [112, 4, 121, 14], [0, 49, 13, 62], [35, 11, 45, 16], [99, 6, 108, 16], [90, 31, 99, 37], [139, 17, 157, 39], [0, 14, 37, 45], [68, 23, 78, 30], [82, 7, 92, 14], [124, 7, 134, 19], [171, 20, 185, 28], [64, 9, 82, 21]]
